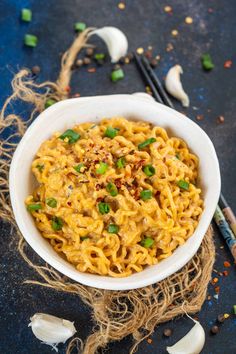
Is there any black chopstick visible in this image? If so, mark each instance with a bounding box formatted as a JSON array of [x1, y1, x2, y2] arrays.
[[134, 53, 164, 104], [134, 53, 236, 261], [141, 56, 174, 108]]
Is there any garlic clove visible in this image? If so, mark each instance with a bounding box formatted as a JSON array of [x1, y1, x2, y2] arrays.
[[165, 65, 190, 107], [29, 313, 76, 351], [89, 26, 128, 62], [166, 319, 205, 354]]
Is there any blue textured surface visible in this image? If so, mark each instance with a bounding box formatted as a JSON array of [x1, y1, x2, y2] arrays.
[[0, 0, 236, 353]]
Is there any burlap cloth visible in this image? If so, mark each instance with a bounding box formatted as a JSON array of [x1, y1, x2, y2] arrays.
[[0, 29, 215, 354]]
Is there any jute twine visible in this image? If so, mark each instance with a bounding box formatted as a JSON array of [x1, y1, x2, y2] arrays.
[[0, 29, 215, 354]]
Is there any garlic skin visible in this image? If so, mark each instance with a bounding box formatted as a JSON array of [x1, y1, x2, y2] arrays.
[[29, 313, 76, 351], [165, 65, 190, 107], [89, 26, 128, 62], [166, 319, 205, 354]]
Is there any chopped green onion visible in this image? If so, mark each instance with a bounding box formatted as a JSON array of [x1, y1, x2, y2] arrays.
[[94, 53, 105, 60], [45, 98, 56, 109], [59, 129, 80, 144], [51, 216, 63, 231], [74, 22, 86, 32], [96, 162, 108, 174], [46, 198, 57, 208], [116, 157, 126, 168], [104, 126, 118, 139], [143, 164, 155, 177], [98, 202, 110, 214], [107, 224, 119, 234], [90, 124, 97, 129], [81, 236, 89, 241], [140, 189, 152, 200], [111, 68, 125, 82], [201, 53, 214, 71], [27, 203, 42, 212], [36, 164, 44, 172], [233, 305, 236, 315], [21, 8, 32, 22], [178, 180, 190, 190], [138, 138, 156, 150], [106, 182, 118, 197], [24, 34, 38, 47], [140, 237, 154, 248], [73, 163, 85, 173], [175, 153, 180, 160]]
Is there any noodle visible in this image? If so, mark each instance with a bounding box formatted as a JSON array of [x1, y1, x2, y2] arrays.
[[25, 117, 203, 277]]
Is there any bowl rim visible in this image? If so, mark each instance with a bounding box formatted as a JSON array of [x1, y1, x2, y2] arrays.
[[9, 94, 221, 290]]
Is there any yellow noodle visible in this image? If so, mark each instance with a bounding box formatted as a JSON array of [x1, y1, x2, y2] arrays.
[[26, 117, 204, 277]]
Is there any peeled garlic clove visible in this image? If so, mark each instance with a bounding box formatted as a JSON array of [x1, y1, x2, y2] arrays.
[[89, 26, 128, 62], [167, 319, 205, 354], [165, 65, 190, 107], [29, 313, 76, 351]]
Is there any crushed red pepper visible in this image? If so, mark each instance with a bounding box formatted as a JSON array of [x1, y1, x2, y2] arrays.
[[224, 60, 232, 68], [224, 261, 231, 268]]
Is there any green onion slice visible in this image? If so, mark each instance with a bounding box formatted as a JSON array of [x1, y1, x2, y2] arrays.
[[111, 69, 125, 82], [140, 189, 152, 200], [96, 162, 108, 174], [21, 8, 32, 22], [45, 99, 56, 109], [81, 236, 89, 241], [46, 198, 57, 208], [51, 216, 63, 231], [94, 53, 105, 60], [201, 53, 214, 71], [104, 126, 118, 139], [116, 157, 126, 168], [27, 203, 42, 212], [106, 182, 118, 197], [36, 164, 44, 172], [138, 138, 156, 150], [98, 202, 110, 214], [73, 163, 85, 173], [24, 34, 38, 47], [107, 224, 119, 234], [74, 22, 86, 32], [59, 129, 80, 144], [143, 164, 155, 177], [177, 180, 190, 190], [140, 237, 154, 248]]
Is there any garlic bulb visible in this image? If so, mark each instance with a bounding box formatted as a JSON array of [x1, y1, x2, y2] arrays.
[[89, 26, 128, 62], [29, 313, 76, 351], [165, 65, 190, 107], [166, 318, 205, 354]]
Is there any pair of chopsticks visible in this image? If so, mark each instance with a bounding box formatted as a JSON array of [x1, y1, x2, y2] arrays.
[[134, 52, 236, 262]]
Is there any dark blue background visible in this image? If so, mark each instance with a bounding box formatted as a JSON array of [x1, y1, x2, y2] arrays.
[[0, 1, 236, 353]]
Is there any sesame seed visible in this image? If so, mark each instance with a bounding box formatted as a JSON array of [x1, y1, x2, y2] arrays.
[[185, 16, 193, 24], [118, 2, 125, 10], [171, 29, 179, 36], [136, 47, 144, 55], [164, 6, 172, 12]]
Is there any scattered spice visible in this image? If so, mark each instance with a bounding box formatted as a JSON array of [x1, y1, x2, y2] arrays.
[[185, 16, 193, 24], [171, 29, 179, 36], [136, 47, 144, 55], [212, 277, 219, 284], [163, 328, 173, 337], [217, 115, 225, 124], [207, 295, 211, 300], [164, 6, 172, 13], [87, 67, 96, 73], [124, 57, 130, 64], [224, 313, 230, 319], [86, 48, 94, 57], [224, 60, 232, 68], [166, 43, 174, 52], [222, 270, 228, 276], [217, 314, 225, 323], [83, 57, 91, 65], [147, 338, 152, 344], [76, 59, 83, 67], [118, 2, 125, 10], [65, 85, 71, 93], [214, 286, 220, 294], [211, 325, 219, 334], [224, 261, 231, 268], [150, 58, 158, 68], [31, 65, 41, 75], [196, 114, 204, 121]]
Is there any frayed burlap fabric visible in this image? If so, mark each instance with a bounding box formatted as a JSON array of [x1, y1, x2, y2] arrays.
[[0, 29, 215, 354]]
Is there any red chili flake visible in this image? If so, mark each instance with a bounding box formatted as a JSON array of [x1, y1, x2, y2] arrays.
[[135, 159, 145, 170], [212, 277, 219, 284], [87, 67, 96, 73], [214, 286, 220, 294], [196, 114, 204, 121], [96, 197, 103, 202], [223, 270, 229, 276], [224, 60, 232, 68], [67, 201, 72, 206], [65, 85, 71, 93], [95, 184, 102, 191], [147, 338, 152, 344], [73, 93, 81, 98], [114, 179, 122, 188], [224, 261, 231, 268], [217, 115, 225, 124]]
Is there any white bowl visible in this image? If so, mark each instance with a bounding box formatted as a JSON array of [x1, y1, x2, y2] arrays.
[[9, 94, 221, 290]]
